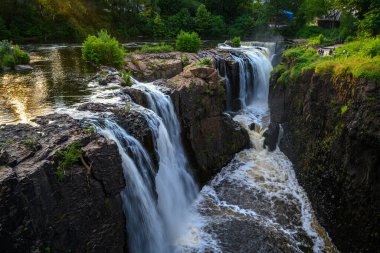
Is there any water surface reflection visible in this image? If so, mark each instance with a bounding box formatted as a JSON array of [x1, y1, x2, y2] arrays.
[[0, 45, 97, 124]]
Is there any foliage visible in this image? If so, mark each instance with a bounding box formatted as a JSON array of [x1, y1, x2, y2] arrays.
[[81, 30, 125, 67], [0, 40, 30, 70], [308, 34, 333, 46], [54, 141, 82, 182], [197, 58, 212, 66], [357, 8, 380, 37], [176, 31, 201, 53], [137, 43, 174, 54], [120, 70, 133, 87], [231, 37, 241, 47], [276, 37, 380, 84], [22, 137, 39, 151]]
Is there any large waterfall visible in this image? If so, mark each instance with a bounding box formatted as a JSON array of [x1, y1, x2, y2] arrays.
[[85, 45, 336, 253], [93, 82, 198, 253]]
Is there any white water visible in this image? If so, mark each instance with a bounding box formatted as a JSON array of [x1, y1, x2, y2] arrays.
[[132, 82, 199, 246], [95, 119, 170, 253], [180, 46, 337, 252]]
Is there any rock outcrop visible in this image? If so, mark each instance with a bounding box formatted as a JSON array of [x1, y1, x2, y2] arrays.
[[125, 52, 200, 82], [167, 64, 250, 184], [0, 114, 127, 253], [268, 69, 380, 252]]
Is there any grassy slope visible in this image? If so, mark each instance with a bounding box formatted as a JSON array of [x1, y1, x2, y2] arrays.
[[274, 37, 380, 84]]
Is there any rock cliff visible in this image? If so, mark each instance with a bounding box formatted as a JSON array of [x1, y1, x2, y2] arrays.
[[0, 114, 127, 253], [267, 69, 380, 252]]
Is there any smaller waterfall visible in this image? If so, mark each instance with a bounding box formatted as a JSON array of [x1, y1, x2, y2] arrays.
[[216, 47, 273, 112], [94, 119, 170, 253]]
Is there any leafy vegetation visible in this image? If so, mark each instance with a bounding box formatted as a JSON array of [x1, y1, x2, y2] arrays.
[[176, 31, 201, 53], [120, 70, 133, 87], [81, 30, 125, 67], [197, 58, 212, 66], [231, 37, 241, 47], [137, 43, 174, 54], [0, 40, 30, 70], [275, 37, 380, 84], [0, 0, 378, 43], [54, 141, 82, 182]]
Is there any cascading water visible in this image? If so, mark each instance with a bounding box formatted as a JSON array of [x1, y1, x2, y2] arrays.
[[180, 46, 337, 253], [94, 119, 170, 253], [132, 82, 198, 243], [86, 78, 197, 252]]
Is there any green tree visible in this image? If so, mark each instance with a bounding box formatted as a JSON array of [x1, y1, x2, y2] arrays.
[[195, 4, 212, 35]]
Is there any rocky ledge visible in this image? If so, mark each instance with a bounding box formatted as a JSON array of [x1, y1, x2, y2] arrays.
[[0, 114, 126, 253], [125, 52, 201, 82]]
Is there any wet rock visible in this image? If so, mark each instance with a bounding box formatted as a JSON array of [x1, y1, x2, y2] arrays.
[[263, 123, 280, 152], [123, 87, 149, 108], [15, 65, 33, 71], [124, 52, 200, 82], [0, 114, 127, 253], [91, 66, 126, 86]]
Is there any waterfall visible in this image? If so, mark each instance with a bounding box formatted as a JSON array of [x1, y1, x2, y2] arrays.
[[94, 119, 170, 253], [133, 82, 198, 242], [217, 47, 273, 112], [92, 80, 197, 252]]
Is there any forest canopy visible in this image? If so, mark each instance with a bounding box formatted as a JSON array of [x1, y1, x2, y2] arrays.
[[0, 0, 378, 42]]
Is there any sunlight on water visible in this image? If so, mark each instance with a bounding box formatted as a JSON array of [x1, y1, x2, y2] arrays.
[[0, 45, 96, 124]]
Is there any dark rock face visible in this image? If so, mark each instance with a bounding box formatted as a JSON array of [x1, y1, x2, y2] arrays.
[[0, 114, 127, 253], [166, 65, 250, 184], [268, 69, 380, 252]]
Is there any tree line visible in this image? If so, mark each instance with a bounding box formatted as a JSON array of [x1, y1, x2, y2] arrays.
[[0, 0, 378, 42]]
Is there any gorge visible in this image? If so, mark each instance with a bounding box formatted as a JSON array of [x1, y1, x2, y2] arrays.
[[0, 42, 379, 253]]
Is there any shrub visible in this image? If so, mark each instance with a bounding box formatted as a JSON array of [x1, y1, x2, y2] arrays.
[[137, 43, 174, 54], [54, 141, 82, 181], [82, 30, 125, 67], [120, 70, 133, 87], [176, 31, 201, 53], [231, 37, 241, 47], [14, 45, 30, 64], [197, 58, 212, 66], [0, 40, 30, 69]]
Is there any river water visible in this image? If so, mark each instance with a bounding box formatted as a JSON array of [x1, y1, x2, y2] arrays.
[[0, 45, 97, 124]]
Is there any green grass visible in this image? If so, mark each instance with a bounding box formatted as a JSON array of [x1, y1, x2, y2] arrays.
[[136, 43, 174, 54], [275, 37, 380, 83]]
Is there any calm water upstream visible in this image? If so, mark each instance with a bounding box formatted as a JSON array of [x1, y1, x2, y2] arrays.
[[0, 45, 97, 125]]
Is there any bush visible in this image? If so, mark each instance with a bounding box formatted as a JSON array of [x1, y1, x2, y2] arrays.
[[82, 30, 125, 67], [308, 34, 333, 46], [137, 43, 174, 54], [197, 58, 212, 66], [176, 31, 201, 53], [231, 37, 241, 47], [120, 70, 133, 87], [0, 40, 30, 69], [14, 45, 30, 64]]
